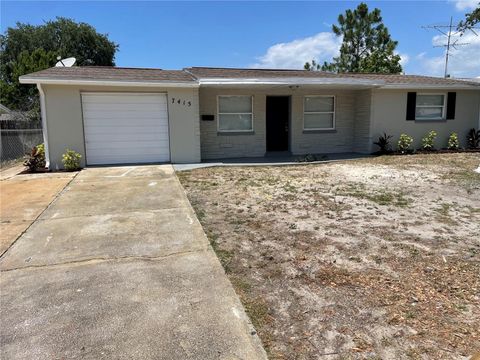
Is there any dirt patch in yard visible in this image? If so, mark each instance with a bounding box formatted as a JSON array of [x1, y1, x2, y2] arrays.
[[178, 153, 480, 359]]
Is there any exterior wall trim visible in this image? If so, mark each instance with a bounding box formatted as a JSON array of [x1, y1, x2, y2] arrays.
[[382, 84, 479, 90], [36, 84, 50, 168]]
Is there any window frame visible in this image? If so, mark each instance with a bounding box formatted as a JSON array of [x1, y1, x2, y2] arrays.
[[415, 93, 446, 121], [217, 95, 254, 133], [303, 95, 336, 131]]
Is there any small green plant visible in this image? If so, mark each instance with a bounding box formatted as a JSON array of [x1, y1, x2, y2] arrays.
[[296, 154, 328, 162], [373, 133, 393, 154], [397, 134, 414, 154], [447, 132, 459, 150], [467, 128, 480, 149], [62, 149, 82, 171], [24, 143, 46, 172], [421, 130, 437, 151]]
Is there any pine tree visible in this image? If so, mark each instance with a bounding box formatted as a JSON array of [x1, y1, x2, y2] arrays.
[[308, 3, 402, 73], [458, 3, 479, 33]]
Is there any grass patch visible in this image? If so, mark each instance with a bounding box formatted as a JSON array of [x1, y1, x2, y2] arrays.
[[338, 183, 411, 207], [190, 200, 206, 222], [207, 231, 234, 272], [229, 275, 273, 354], [282, 182, 298, 193], [434, 203, 458, 226], [443, 168, 480, 193]]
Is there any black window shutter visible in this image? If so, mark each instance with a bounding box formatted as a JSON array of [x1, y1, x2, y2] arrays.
[[446, 92, 456, 120], [406, 92, 416, 120]]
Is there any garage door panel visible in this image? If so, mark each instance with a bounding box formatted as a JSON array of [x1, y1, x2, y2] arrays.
[[85, 124, 168, 134], [87, 153, 168, 165], [83, 104, 167, 114], [84, 118, 169, 127], [86, 141, 170, 150], [86, 147, 170, 156], [82, 93, 170, 165], [85, 133, 168, 142], [83, 113, 169, 121], [82, 94, 168, 105]]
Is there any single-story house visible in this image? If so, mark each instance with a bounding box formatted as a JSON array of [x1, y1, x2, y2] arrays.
[[19, 66, 480, 169], [0, 104, 29, 122]]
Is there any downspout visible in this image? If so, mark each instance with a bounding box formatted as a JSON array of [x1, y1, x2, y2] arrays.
[[37, 84, 50, 169]]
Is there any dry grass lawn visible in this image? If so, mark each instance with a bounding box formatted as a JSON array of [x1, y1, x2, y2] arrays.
[[178, 153, 480, 360]]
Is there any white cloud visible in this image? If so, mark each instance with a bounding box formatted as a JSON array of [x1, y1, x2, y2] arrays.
[[399, 53, 410, 66], [412, 32, 480, 77], [252, 30, 479, 78], [251, 32, 342, 69], [450, 0, 478, 11]]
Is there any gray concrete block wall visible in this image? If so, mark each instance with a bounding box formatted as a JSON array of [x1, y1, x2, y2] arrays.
[[199, 88, 266, 159], [290, 90, 356, 155], [353, 89, 373, 154], [199, 87, 364, 159]]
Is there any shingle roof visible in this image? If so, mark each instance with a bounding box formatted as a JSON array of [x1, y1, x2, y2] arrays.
[[19, 66, 480, 88], [21, 66, 196, 83], [185, 67, 480, 87]]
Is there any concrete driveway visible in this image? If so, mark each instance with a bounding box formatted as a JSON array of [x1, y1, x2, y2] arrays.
[[0, 165, 266, 360], [0, 167, 76, 255]]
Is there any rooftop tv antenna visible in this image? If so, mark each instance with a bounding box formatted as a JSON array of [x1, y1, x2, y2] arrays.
[[422, 17, 473, 78], [55, 56, 76, 67]]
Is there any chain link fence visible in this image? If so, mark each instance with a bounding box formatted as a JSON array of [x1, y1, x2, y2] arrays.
[[0, 114, 43, 167]]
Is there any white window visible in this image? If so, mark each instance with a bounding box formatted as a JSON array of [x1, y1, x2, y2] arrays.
[[415, 94, 446, 120], [303, 96, 335, 130], [218, 95, 253, 132]]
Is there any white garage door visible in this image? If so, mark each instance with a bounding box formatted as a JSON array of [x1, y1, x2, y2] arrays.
[[82, 93, 170, 165]]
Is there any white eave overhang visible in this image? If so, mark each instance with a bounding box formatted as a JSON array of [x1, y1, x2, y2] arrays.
[[18, 76, 480, 90], [381, 84, 480, 90], [18, 77, 200, 88], [197, 77, 385, 87]]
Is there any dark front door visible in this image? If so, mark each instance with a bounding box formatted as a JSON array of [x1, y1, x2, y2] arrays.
[[266, 96, 289, 151]]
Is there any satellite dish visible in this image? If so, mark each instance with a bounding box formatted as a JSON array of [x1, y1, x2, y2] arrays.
[[55, 57, 76, 67]]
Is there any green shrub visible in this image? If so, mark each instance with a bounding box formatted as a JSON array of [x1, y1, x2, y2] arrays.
[[467, 128, 480, 149], [62, 149, 82, 171], [373, 133, 393, 154], [421, 130, 437, 151], [447, 132, 459, 150], [24, 143, 46, 172], [397, 134, 414, 154]]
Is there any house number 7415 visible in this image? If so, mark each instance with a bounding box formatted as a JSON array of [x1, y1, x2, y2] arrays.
[[171, 98, 192, 107]]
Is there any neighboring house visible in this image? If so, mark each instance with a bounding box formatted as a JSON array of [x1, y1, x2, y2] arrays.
[[0, 104, 11, 113], [19, 66, 480, 169], [0, 103, 29, 122], [0, 104, 42, 163], [0, 104, 14, 122]]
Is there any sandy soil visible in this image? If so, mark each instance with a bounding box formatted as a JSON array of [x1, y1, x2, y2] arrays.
[[178, 153, 480, 360]]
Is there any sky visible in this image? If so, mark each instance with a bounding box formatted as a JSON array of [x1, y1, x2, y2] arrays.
[[1, 0, 479, 78]]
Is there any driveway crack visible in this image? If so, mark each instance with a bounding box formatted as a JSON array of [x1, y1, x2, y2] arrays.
[[0, 247, 209, 272]]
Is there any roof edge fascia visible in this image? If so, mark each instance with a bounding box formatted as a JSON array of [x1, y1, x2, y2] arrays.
[[18, 77, 200, 88], [381, 84, 480, 90]]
